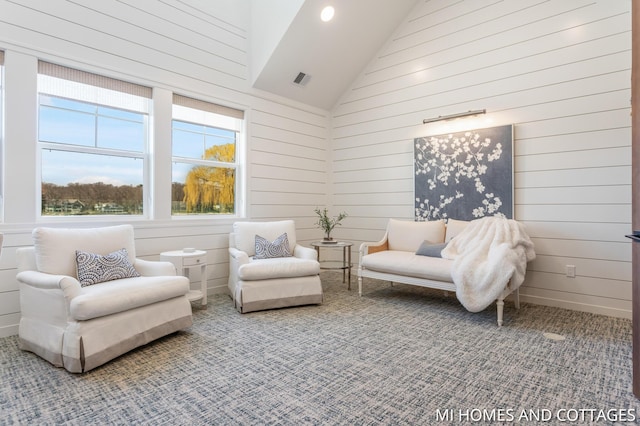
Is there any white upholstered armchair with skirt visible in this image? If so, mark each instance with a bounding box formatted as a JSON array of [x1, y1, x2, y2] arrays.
[[228, 220, 323, 313], [16, 225, 193, 373]]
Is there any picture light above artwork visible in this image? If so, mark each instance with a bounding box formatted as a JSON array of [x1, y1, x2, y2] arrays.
[[422, 109, 487, 124]]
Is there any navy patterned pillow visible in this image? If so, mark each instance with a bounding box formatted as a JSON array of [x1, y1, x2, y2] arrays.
[[75, 248, 140, 287], [254, 233, 292, 259]]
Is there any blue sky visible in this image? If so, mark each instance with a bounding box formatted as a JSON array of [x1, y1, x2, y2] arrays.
[[39, 95, 145, 186], [39, 96, 235, 187]]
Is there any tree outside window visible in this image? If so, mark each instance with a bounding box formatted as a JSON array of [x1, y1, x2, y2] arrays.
[[171, 98, 243, 216]]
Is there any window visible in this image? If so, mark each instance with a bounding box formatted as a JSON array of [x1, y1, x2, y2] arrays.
[[172, 94, 244, 216], [37, 61, 151, 217]]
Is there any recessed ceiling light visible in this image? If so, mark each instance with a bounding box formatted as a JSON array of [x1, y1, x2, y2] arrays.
[[321, 6, 334, 22]]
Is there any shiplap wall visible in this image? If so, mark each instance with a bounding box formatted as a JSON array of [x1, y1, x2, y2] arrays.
[[332, 0, 632, 318], [0, 0, 632, 338], [0, 0, 329, 337]]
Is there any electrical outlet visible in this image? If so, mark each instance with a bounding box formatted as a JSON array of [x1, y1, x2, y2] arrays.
[[566, 265, 576, 278]]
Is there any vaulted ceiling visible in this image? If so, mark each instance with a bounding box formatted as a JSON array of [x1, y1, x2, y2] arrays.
[[250, 0, 420, 111]]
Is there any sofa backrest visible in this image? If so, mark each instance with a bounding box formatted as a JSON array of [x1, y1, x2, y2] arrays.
[[445, 219, 470, 242], [32, 224, 137, 277], [386, 219, 445, 252], [232, 220, 297, 257]]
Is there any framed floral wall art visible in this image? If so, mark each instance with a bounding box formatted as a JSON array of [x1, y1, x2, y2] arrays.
[[414, 124, 513, 221]]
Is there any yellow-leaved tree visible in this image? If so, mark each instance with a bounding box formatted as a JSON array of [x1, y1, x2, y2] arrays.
[[183, 143, 235, 213]]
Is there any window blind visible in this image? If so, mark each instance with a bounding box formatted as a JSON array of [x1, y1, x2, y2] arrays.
[[173, 94, 244, 120], [38, 60, 152, 98]]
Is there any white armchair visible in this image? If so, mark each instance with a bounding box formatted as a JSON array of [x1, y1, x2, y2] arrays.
[[228, 220, 323, 313], [16, 225, 193, 373]]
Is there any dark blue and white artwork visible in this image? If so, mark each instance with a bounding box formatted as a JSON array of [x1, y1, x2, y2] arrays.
[[414, 124, 513, 221]]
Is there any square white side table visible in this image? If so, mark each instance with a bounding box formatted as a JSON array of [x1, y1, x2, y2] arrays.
[[160, 249, 207, 308]]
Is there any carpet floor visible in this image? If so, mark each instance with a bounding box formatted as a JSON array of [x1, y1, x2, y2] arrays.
[[1, 271, 639, 425]]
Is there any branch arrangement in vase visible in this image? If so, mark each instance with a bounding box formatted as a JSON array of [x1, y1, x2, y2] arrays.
[[314, 207, 348, 241]]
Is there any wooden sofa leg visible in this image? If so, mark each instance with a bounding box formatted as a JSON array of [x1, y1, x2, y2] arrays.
[[497, 299, 504, 327]]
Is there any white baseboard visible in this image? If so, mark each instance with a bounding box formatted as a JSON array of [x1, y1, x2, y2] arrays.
[[0, 324, 19, 338], [207, 284, 230, 296], [518, 294, 632, 320]]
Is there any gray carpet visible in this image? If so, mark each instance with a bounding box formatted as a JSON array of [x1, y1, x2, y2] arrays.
[[1, 271, 639, 425]]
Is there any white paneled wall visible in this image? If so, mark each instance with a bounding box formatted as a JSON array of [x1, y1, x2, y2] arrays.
[[332, 0, 632, 318], [0, 0, 329, 337], [248, 96, 330, 239], [0, 0, 632, 338]]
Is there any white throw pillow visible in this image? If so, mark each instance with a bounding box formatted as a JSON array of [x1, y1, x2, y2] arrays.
[[445, 219, 470, 242], [386, 219, 445, 252]]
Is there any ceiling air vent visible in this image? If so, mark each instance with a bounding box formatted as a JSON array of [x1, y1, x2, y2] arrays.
[[293, 72, 311, 87]]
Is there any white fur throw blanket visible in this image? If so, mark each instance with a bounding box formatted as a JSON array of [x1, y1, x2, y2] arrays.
[[441, 216, 536, 312]]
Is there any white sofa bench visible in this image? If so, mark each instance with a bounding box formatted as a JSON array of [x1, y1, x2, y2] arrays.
[[358, 218, 532, 326]]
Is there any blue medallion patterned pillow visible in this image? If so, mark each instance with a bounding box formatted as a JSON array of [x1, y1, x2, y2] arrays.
[[254, 233, 292, 259], [75, 248, 140, 287]]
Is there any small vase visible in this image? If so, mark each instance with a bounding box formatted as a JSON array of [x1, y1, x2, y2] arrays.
[[323, 234, 337, 244]]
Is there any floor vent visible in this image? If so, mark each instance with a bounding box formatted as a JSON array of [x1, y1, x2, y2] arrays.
[[543, 332, 566, 341]]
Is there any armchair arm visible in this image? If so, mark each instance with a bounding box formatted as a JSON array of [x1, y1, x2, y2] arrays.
[[134, 258, 177, 276], [358, 232, 389, 267], [228, 247, 250, 292], [294, 245, 318, 261], [359, 232, 389, 256], [228, 247, 250, 264], [17, 270, 82, 298]]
